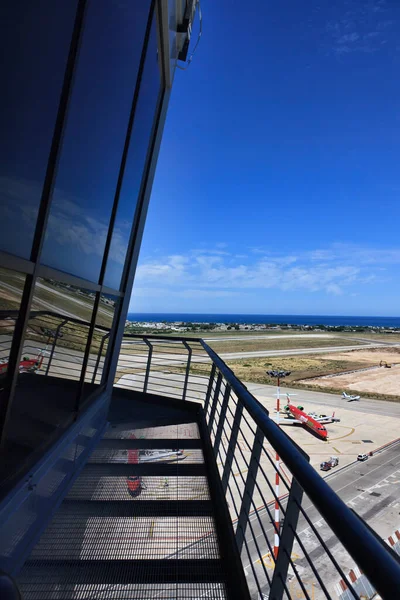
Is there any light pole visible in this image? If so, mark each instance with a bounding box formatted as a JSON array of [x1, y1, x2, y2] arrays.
[[266, 369, 291, 559]]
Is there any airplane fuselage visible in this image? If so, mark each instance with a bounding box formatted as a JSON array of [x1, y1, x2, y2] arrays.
[[287, 404, 328, 440]]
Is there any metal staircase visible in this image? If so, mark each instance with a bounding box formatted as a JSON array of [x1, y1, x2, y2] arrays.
[[16, 400, 248, 599]]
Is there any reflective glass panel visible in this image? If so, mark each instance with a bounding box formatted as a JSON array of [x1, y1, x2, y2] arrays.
[[2, 277, 95, 487], [0, 1, 78, 258], [41, 0, 152, 283], [104, 15, 162, 290], [83, 293, 119, 388], [0, 267, 26, 377]]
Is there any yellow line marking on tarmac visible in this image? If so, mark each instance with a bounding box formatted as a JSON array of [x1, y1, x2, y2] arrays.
[[333, 446, 341, 454], [149, 520, 155, 538], [234, 468, 249, 477], [256, 551, 300, 568], [329, 426, 355, 441]]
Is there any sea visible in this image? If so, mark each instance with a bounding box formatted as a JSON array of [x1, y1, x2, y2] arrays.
[[127, 313, 400, 328]]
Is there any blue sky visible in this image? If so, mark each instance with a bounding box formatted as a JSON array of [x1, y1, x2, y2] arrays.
[[130, 0, 400, 316]]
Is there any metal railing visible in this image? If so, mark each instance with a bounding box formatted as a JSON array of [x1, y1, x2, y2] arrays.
[[3, 322, 400, 598], [114, 334, 400, 600], [0, 310, 111, 385]]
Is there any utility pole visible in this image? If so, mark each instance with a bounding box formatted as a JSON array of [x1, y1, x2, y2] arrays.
[[266, 369, 291, 559]]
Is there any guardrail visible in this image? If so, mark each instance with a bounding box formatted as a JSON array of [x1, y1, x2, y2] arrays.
[[0, 310, 110, 385], [115, 334, 400, 600], [3, 322, 399, 598]]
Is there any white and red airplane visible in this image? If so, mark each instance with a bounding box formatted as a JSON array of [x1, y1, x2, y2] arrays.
[[271, 395, 340, 440], [126, 436, 186, 498], [0, 348, 48, 377]]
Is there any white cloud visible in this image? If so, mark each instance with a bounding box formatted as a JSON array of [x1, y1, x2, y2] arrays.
[[134, 243, 396, 299], [326, 1, 396, 56]]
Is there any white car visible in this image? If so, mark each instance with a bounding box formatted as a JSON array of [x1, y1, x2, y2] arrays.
[[357, 454, 368, 462]]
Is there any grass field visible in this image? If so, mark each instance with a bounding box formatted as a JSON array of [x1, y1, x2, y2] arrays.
[[177, 354, 367, 384]]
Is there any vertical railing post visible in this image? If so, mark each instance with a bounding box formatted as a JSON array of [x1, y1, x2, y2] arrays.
[[91, 331, 110, 384], [236, 425, 264, 554], [204, 363, 216, 416], [45, 318, 68, 376], [182, 340, 192, 401], [221, 400, 243, 495], [269, 472, 307, 599], [213, 383, 231, 458], [208, 371, 222, 435], [143, 338, 153, 393]]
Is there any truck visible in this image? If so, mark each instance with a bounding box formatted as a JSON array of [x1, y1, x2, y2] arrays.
[[320, 456, 339, 472]]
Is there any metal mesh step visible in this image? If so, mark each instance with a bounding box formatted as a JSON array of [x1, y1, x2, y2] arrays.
[[27, 514, 219, 560], [17, 581, 228, 599], [104, 423, 200, 440], [67, 475, 211, 501], [98, 438, 203, 449], [82, 463, 206, 477], [61, 499, 213, 517], [19, 560, 227, 591], [16, 415, 229, 598], [87, 448, 204, 464]]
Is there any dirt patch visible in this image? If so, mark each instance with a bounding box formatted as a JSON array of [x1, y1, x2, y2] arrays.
[[320, 347, 400, 364], [302, 363, 400, 396]]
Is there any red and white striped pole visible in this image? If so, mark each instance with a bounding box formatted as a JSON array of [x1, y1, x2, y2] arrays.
[[274, 376, 280, 559]]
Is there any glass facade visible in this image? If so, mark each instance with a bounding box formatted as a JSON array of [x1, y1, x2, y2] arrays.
[[104, 15, 162, 290], [0, 1, 166, 491], [0, 1, 79, 259], [41, 0, 152, 282], [0, 267, 26, 376]]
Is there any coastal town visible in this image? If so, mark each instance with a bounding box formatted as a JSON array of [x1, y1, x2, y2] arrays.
[[124, 318, 400, 335]]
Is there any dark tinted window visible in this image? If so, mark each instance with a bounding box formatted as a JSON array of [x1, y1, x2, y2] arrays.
[[83, 293, 119, 388], [1, 277, 95, 487], [0, 267, 26, 377], [41, 0, 152, 283], [0, 1, 78, 259], [104, 16, 162, 290]]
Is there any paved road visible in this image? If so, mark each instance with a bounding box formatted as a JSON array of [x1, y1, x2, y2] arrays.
[[203, 333, 339, 342], [242, 442, 400, 598], [246, 381, 400, 418], [217, 344, 380, 361]]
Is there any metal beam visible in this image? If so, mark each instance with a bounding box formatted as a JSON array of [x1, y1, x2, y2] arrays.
[[269, 475, 306, 599], [208, 371, 222, 435], [236, 425, 264, 554], [213, 383, 231, 458], [221, 401, 243, 495], [182, 340, 192, 401]]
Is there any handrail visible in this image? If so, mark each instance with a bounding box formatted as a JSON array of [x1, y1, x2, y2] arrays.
[[0, 310, 109, 333], [123, 332, 203, 343], [200, 339, 400, 598]]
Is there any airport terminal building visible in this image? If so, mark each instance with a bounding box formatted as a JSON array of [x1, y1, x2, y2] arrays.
[[0, 2, 399, 599]]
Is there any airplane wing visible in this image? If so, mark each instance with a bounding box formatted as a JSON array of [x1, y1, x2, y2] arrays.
[[270, 415, 302, 426]]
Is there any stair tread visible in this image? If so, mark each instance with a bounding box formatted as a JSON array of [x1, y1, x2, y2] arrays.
[[67, 473, 211, 501], [83, 462, 206, 476], [98, 437, 203, 449], [88, 447, 204, 464], [60, 498, 214, 517], [28, 512, 220, 561], [19, 558, 227, 584]]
